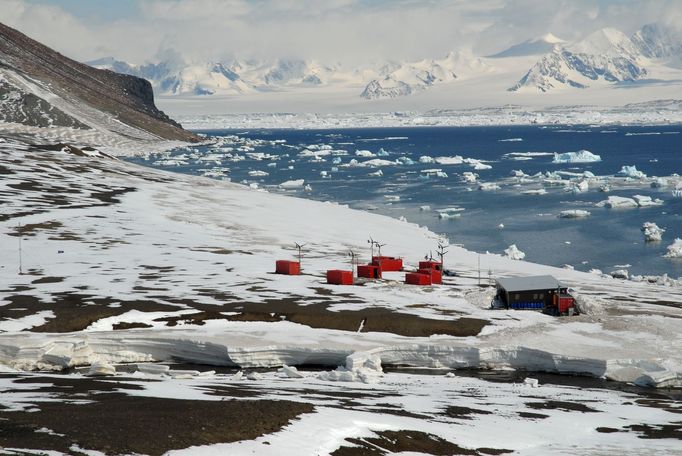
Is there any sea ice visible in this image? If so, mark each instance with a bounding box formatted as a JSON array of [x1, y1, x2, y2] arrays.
[[642, 222, 664, 242], [663, 238, 682, 258], [478, 182, 500, 191], [355, 150, 375, 157], [632, 195, 664, 207], [435, 156, 464, 165], [248, 170, 269, 177], [418, 156, 435, 163], [461, 172, 478, 183], [279, 179, 305, 189], [504, 244, 525, 260], [552, 150, 602, 164], [559, 210, 591, 218], [597, 196, 638, 209], [368, 169, 383, 177]]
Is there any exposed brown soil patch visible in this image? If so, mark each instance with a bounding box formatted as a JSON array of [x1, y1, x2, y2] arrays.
[[0, 394, 313, 455], [156, 297, 488, 337], [332, 429, 512, 455], [112, 321, 153, 330], [518, 411, 549, 419], [444, 405, 493, 419], [526, 400, 599, 413], [625, 422, 682, 439], [1, 293, 179, 332]]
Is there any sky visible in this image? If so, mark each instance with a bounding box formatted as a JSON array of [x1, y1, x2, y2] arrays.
[[1, 0, 680, 65]]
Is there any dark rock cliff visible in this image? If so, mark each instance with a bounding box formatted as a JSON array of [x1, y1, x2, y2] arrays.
[[0, 22, 199, 142]]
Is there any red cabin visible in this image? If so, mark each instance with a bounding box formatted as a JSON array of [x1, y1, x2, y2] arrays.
[[357, 264, 382, 279], [276, 260, 300, 275], [419, 260, 443, 272], [327, 270, 354, 285], [405, 272, 432, 285], [418, 268, 442, 285], [372, 256, 403, 272]]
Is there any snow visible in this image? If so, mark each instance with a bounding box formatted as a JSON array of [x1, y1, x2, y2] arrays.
[[552, 150, 602, 164], [1, 137, 682, 401]]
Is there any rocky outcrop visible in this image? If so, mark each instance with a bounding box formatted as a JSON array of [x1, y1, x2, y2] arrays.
[[0, 22, 198, 142]]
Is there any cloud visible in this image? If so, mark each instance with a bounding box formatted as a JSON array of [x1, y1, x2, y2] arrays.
[[1, 0, 677, 64]]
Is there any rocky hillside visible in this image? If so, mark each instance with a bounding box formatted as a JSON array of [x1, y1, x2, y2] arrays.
[[0, 22, 198, 143]]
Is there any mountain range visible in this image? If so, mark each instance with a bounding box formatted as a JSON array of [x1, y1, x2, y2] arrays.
[[88, 23, 682, 100]]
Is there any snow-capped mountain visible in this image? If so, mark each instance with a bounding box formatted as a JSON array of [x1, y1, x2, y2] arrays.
[[631, 23, 682, 60], [489, 33, 566, 58], [509, 28, 648, 92], [86, 22, 682, 101], [360, 51, 488, 99]]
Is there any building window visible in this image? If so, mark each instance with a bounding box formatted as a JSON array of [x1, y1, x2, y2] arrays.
[[514, 294, 520, 300], [539, 293, 544, 299], [533, 294, 538, 300]]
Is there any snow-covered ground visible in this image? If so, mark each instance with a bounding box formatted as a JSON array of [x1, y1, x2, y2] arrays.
[[1, 138, 682, 454]]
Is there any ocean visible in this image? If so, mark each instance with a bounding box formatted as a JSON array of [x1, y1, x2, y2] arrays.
[[127, 124, 682, 277]]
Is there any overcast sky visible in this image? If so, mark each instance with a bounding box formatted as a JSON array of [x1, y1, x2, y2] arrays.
[[2, 0, 680, 64]]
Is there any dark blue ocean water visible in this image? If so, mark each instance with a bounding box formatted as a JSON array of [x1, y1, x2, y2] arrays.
[[127, 125, 682, 277]]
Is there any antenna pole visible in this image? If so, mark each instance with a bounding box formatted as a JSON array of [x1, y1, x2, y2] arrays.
[[18, 223, 23, 275], [477, 254, 481, 286]]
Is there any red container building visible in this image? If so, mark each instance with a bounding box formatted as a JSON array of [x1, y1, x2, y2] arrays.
[[418, 268, 442, 284], [327, 270, 354, 285], [419, 260, 443, 272], [357, 264, 382, 279], [372, 256, 403, 272], [275, 260, 300, 275], [405, 272, 432, 285]]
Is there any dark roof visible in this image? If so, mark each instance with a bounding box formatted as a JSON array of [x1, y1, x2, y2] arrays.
[[496, 275, 563, 292]]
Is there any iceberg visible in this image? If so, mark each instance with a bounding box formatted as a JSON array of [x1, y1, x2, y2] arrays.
[[435, 156, 464, 165], [279, 179, 305, 189], [559, 210, 591, 218], [503, 244, 525, 260], [597, 196, 638, 209], [617, 165, 646, 179], [368, 169, 383, 177], [419, 156, 435, 163], [663, 238, 682, 258], [552, 150, 602, 164], [461, 172, 478, 183], [420, 168, 448, 178], [248, 170, 269, 177], [355, 149, 375, 157], [632, 194, 664, 207], [478, 182, 500, 191], [641, 222, 664, 242]]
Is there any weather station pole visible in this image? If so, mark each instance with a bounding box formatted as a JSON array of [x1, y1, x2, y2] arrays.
[[18, 222, 23, 275]]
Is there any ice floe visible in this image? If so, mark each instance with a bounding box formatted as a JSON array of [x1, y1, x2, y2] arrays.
[[279, 179, 305, 189], [559, 210, 591, 218]]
